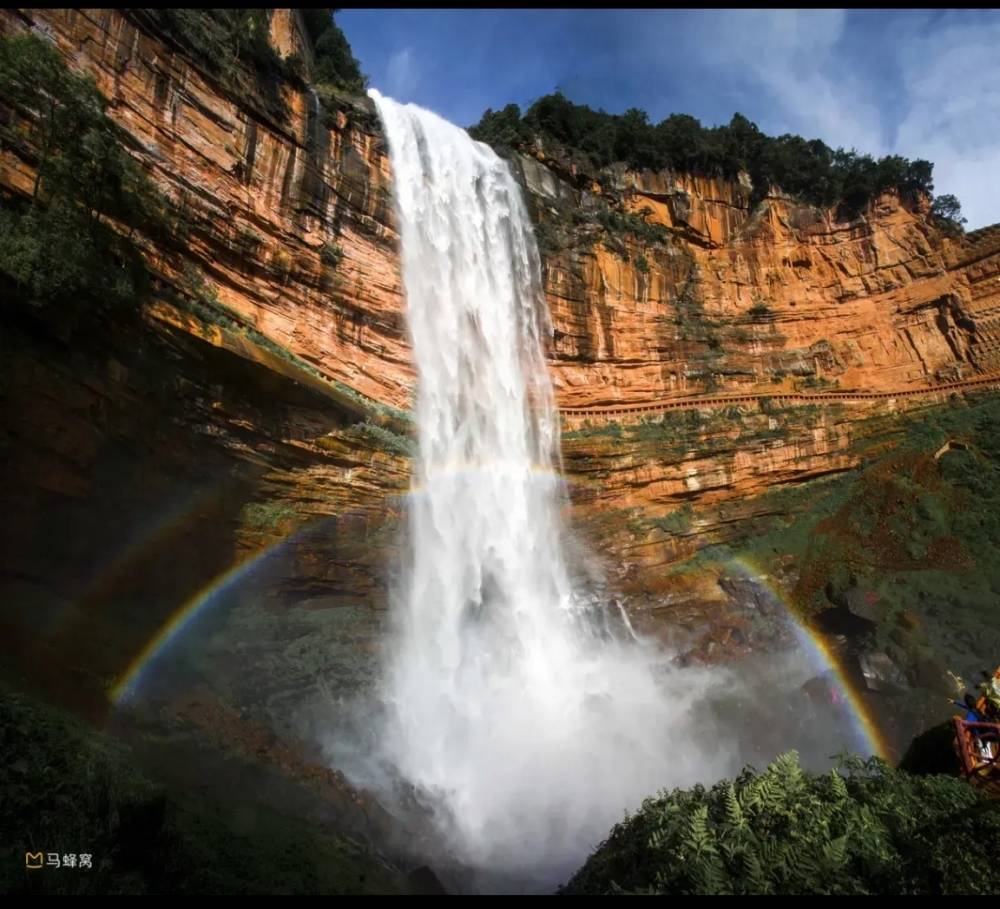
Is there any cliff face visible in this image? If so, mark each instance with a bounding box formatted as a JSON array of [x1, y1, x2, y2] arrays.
[[512, 149, 1000, 573], [0, 9, 413, 723], [521, 155, 1000, 409], [3, 8, 1000, 715], [8, 10, 997, 423], [1, 8, 414, 410]]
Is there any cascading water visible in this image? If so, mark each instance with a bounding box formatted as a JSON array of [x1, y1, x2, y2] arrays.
[[367, 91, 727, 889]]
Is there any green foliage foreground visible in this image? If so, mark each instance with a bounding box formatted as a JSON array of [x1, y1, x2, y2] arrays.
[[0, 687, 406, 894], [562, 751, 1000, 895]]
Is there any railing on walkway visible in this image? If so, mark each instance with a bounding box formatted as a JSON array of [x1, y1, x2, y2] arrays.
[[560, 374, 1000, 422]]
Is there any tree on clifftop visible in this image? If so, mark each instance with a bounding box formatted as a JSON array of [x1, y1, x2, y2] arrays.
[[470, 93, 957, 221], [302, 8, 367, 93], [931, 194, 967, 235]]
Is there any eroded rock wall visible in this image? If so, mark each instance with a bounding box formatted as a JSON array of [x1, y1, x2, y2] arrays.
[[3, 6, 1000, 598]]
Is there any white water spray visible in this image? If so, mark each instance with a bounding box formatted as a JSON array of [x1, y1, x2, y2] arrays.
[[368, 91, 727, 887]]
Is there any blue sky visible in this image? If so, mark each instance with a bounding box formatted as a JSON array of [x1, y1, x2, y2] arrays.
[[338, 8, 1000, 229]]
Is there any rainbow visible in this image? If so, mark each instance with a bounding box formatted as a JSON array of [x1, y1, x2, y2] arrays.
[[32, 485, 237, 649], [78, 484, 232, 611], [108, 535, 291, 705], [106, 466, 576, 706], [726, 554, 892, 760], [103, 488, 891, 761]]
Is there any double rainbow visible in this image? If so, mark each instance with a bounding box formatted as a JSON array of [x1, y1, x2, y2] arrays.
[[101, 483, 891, 762]]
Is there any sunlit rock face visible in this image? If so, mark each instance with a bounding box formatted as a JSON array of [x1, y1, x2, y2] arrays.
[[526, 159, 1000, 411], [0, 9, 415, 410], [508, 148, 1000, 574], [3, 8, 1000, 576]]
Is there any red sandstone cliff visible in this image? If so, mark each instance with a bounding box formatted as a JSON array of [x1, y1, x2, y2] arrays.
[[1, 8, 414, 411], [526, 158, 1000, 410], [6, 9, 1000, 429], [3, 6, 1000, 600]]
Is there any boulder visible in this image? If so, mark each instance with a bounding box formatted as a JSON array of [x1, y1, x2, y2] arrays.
[[858, 651, 908, 692]]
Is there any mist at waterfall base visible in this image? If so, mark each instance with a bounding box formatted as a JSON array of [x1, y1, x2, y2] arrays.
[[318, 92, 868, 893]]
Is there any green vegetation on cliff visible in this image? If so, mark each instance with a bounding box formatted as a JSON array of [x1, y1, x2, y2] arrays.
[[302, 9, 367, 93], [563, 750, 1000, 895], [675, 393, 1000, 747], [729, 394, 1000, 625], [471, 94, 963, 224], [137, 10, 366, 123], [0, 33, 167, 311], [136, 10, 302, 124]]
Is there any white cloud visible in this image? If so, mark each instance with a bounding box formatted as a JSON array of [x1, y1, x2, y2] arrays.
[[893, 19, 1000, 228], [641, 10, 885, 152], [633, 9, 999, 228]]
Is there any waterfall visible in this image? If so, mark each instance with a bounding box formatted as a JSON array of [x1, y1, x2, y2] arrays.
[[368, 90, 724, 889]]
